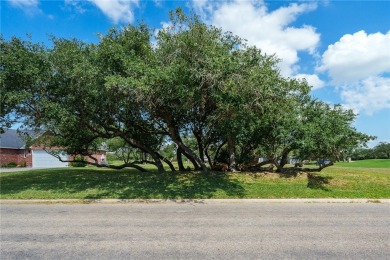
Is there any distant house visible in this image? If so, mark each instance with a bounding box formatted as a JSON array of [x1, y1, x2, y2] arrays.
[[0, 129, 106, 168]]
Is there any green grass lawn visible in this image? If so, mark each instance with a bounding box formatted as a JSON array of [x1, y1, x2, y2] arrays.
[[335, 159, 390, 168], [1, 160, 389, 199]]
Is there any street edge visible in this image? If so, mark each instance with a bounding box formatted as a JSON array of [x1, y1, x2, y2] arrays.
[[1, 198, 390, 204]]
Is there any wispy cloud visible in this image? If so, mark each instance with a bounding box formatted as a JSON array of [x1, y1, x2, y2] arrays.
[[8, 0, 38, 8], [7, 0, 41, 15], [294, 74, 325, 90], [153, 0, 164, 8], [192, 0, 320, 79], [88, 0, 139, 23], [64, 0, 87, 14], [340, 77, 390, 115]]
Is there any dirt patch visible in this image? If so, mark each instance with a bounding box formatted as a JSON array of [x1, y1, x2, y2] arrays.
[[328, 178, 351, 187], [243, 171, 307, 179]]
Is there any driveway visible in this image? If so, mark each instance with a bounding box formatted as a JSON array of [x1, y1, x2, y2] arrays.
[[0, 167, 49, 173], [1, 202, 389, 259]]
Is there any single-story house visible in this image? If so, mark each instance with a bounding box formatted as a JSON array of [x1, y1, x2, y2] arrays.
[[0, 129, 106, 168]]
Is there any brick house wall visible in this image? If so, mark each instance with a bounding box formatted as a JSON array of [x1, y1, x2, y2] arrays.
[[0, 148, 32, 167], [0, 147, 106, 167], [68, 151, 107, 165]]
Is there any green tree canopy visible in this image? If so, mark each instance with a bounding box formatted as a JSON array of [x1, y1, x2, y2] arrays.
[[0, 9, 374, 172]]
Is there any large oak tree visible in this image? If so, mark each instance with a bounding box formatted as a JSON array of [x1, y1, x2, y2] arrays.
[[0, 9, 373, 172]]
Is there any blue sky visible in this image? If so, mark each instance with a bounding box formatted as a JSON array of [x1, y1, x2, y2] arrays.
[[2, 0, 390, 147]]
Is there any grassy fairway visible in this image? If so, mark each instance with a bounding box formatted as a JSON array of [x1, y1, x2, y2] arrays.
[[335, 159, 390, 168], [1, 160, 389, 199]]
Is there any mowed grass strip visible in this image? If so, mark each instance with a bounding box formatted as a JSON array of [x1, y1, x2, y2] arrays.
[[335, 159, 390, 168], [1, 161, 389, 199]]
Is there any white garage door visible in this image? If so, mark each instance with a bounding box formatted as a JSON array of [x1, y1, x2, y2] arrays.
[[32, 150, 68, 168]]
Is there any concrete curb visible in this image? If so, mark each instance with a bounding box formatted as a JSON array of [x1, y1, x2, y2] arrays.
[[1, 198, 390, 204]]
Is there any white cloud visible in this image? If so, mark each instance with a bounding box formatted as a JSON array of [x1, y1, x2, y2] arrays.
[[318, 30, 390, 83], [340, 77, 390, 115], [193, 0, 320, 78], [8, 0, 38, 8], [153, 0, 163, 8], [294, 74, 325, 90], [191, 1, 390, 114], [7, 0, 41, 14], [88, 0, 139, 23], [318, 30, 390, 114], [191, 0, 214, 20], [65, 0, 87, 14]]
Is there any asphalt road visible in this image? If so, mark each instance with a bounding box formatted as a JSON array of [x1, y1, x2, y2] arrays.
[[1, 202, 389, 259]]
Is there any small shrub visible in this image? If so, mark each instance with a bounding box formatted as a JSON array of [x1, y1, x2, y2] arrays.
[[106, 153, 117, 162], [20, 161, 27, 168], [71, 157, 88, 167], [6, 162, 17, 168]]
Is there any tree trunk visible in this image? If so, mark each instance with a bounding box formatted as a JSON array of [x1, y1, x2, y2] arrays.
[[59, 155, 148, 172], [212, 141, 226, 167], [86, 125, 165, 172], [163, 159, 176, 172], [193, 128, 204, 163], [181, 143, 206, 171], [120, 136, 165, 173], [204, 146, 212, 168], [99, 163, 147, 172], [273, 159, 283, 172], [169, 127, 208, 172], [146, 150, 165, 172], [176, 147, 186, 171], [227, 136, 236, 171], [181, 148, 201, 170], [162, 113, 207, 172], [158, 153, 176, 172], [279, 148, 291, 169]]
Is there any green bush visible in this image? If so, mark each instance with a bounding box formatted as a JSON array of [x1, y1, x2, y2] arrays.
[[106, 153, 117, 162], [6, 162, 17, 168], [70, 157, 88, 167], [20, 161, 27, 167]]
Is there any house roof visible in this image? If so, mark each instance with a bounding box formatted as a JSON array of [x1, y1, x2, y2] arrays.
[[0, 129, 107, 151], [0, 129, 36, 149]]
